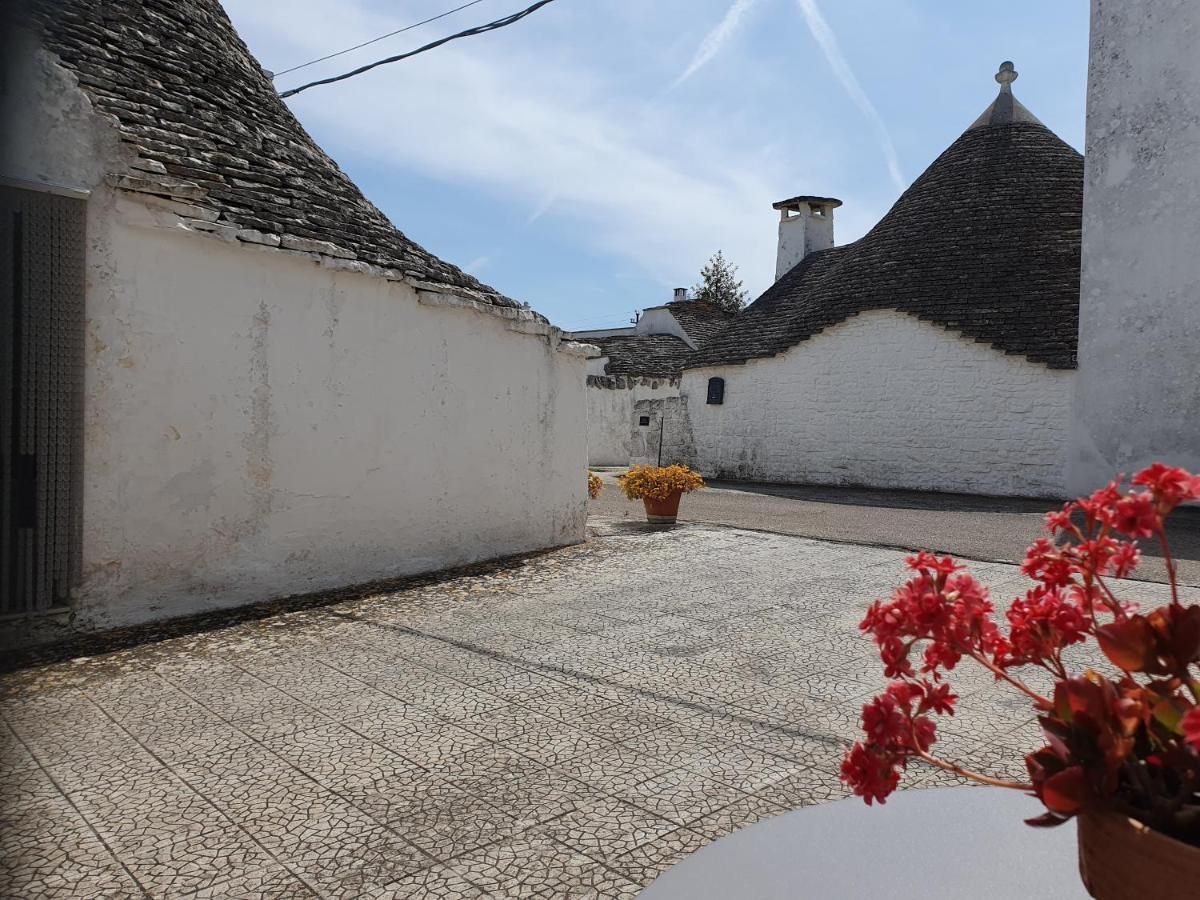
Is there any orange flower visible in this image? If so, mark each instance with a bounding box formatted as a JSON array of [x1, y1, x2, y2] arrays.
[[616, 465, 705, 502]]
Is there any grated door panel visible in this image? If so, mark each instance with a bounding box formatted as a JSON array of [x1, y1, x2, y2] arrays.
[[1, 185, 86, 615]]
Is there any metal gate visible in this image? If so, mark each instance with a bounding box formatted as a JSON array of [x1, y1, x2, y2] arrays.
[[1, 184, 86, 615]]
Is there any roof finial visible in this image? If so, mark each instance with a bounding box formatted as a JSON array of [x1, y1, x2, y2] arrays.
[[995, 61, 1018, 93]]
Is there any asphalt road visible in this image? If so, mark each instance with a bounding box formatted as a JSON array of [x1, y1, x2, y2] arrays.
[[588, 474, 1200, 586]]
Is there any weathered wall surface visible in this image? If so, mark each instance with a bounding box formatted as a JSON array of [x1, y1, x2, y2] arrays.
[[635, 308, 691, 346], [630, 395, 695, 468], [586, 377, 679, 467], [1067, 0, 1200, 493], [4, 39, 589, 640], [682, 310, 1073, 497], [77, 217, 588, 631]]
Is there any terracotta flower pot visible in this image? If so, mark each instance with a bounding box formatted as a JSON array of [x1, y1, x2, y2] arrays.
[[1077, 808, 1200, 900], [642, 490, 683, 524]]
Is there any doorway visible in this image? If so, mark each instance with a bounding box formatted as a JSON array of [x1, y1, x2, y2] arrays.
[[1, 183, 86, 615]]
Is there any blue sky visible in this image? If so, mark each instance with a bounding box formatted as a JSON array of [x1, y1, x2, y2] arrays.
[[222, 0, 1089, 331]]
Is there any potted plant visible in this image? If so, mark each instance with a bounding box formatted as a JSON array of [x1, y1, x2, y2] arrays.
[[617, 464, 705, 524], [588, 471, 603, 500], [841, 463, 1200, 900]]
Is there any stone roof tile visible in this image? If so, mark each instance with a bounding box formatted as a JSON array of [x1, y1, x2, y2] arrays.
[[663, 300, 736, 349], [595, 334, 694, 379]]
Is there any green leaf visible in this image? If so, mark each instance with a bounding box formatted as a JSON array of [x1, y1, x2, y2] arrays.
[[1151, 696, 1187, 734]]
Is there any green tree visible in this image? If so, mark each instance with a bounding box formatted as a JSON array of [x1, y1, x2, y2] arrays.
[[691, 250, 748, 314]]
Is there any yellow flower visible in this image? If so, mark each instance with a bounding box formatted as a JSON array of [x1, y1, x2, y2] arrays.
[[587, 472, 603, 499], [616, 465, 705, 501]]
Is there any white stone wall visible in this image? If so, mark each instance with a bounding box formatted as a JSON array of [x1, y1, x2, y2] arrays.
[[1068, 0, 1200, 493], [586, 378, 680, 467], [4, 38, 589, 638], [682, 310, 1074, 497]]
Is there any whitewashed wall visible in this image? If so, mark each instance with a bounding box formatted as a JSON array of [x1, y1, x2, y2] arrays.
[[4, 40, 589, 639], [1068, 0, 1200, 493], [682, 310, 1074, 497], [587, 378, 679, 467]]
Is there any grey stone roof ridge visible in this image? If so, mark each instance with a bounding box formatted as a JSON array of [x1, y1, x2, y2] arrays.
[[969, 61, 1045, 130], [23, 0, 530, 313], [968, 91, 1045, 131]]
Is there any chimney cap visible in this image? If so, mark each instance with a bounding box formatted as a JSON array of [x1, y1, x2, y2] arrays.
[[772, 195, 843, 211]]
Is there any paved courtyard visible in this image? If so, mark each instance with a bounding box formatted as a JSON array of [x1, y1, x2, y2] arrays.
[[4, 520, 1185, 899], [589, 472, 1200, 585]]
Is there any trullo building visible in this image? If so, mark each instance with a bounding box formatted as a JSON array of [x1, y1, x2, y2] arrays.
[[677, 63, 1084, 498], [1, 0, 591, 647]]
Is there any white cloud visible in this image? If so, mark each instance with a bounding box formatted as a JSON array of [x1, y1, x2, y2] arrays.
[[226, 0, 817, 298], [795, 0, 906, 192], [670, 0, 761, 90], [221, 0, 878, 316]]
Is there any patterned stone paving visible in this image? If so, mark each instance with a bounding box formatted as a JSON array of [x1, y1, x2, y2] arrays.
[[3, 521, 1191, 899]]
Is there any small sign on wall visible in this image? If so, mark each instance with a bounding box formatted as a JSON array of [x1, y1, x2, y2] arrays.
[[706, 377, 725, 405]]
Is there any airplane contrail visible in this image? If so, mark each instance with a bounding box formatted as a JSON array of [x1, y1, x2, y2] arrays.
[[795, 0, 906, 191]]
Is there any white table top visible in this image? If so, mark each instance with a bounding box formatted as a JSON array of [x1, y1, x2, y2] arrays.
[[638, 786, 1088, 899]]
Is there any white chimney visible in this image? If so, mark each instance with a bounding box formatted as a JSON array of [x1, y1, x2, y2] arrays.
[[673, 287, 688, 303], [773, 195, 842, 280]]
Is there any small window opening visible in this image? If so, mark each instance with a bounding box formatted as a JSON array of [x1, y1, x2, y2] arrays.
[[706, 377, 725, 405]]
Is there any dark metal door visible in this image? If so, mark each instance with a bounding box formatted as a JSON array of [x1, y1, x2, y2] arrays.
[[1, 185, 86, 615]]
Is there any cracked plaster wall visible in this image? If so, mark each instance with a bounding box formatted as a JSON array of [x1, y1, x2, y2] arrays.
[[1067, 0, 1200, 492], [3, 37, 588, 640]]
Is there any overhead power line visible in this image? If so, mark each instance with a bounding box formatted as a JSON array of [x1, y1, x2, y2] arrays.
[[271, 0, 489, 80], [278, 0, 560, 99]]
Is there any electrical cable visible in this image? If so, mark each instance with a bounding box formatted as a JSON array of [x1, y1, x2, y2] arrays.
[[278, 0, 560, 99], [271, 0, 489, 80]]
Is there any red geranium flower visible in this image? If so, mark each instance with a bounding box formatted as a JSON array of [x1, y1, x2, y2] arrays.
[[1113, 492, 1159, 538], [1132, 463, 1200, 511], [840, 743, 902, 805]]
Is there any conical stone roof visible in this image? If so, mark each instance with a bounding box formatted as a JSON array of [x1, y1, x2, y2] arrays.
[[14, 0, 524, 309], [688, 63, 1084, 371]]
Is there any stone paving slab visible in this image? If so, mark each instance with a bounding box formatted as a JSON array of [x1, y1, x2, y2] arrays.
[[3, 521, 1193, 899]]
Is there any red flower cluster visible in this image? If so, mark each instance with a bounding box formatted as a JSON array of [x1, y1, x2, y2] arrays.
[[839, 680, 956, 804], [1002, 586, 1088, 668], [858, 551, 1005, 680], [841, 464, 1200, 845]]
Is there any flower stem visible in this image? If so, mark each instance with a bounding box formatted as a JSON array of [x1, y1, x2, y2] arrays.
[[913, 747, 1033, 791], [1089, 573, 1128, 618], [1156, 525, 1181, 607], [968, 651, 1052, 709]]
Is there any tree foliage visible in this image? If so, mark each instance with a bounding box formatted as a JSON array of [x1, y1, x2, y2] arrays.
[[691, 250, 748, 313]]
